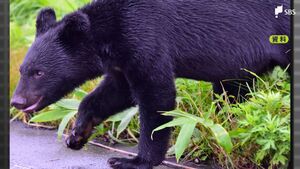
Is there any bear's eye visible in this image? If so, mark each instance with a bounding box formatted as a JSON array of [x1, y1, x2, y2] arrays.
[[33, 70, 44, 79]]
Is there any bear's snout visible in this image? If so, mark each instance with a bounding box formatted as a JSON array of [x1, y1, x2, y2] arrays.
[[10, 95, 27, 110], [11, 93, 44, 113]]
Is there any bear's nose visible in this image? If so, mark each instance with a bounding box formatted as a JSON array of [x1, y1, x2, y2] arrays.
[[10, 96, 27, 110]]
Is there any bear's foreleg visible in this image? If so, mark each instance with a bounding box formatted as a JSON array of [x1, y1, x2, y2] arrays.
[[66, 72, 135, 150]]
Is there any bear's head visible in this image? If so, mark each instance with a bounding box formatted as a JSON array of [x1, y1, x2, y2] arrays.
[[11, 8, 102, 113]]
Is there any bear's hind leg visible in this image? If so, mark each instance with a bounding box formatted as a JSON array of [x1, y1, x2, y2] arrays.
[[213, 79, 254, 105], [108, 86, 175, 169], [108, 68, 176, 169]]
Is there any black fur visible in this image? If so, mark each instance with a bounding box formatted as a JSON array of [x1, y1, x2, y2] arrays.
[[36, 8, 56, 36], [11, 0, 291, 168]]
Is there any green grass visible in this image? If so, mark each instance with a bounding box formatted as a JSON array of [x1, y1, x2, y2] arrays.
[[10, 1, 291, 168]]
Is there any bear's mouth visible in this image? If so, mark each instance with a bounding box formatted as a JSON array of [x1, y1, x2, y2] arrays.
[[22, 97, 44, 114]]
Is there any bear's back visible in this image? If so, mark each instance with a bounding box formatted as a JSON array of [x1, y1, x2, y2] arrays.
[[118, 0, 291, 80]]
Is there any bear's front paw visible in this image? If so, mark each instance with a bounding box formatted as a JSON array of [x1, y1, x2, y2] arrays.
[[108, 157, 153, 169], [65, 129, 88, 150]]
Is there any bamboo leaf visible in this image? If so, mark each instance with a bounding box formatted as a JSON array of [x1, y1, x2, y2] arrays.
[[74, 88, 88, 99], [116, 107, 138, 137], [106, 107, 138, 122], [29, 110, 71, 123], [175, 122, 197, 162], [57, 111, 77, 140], [152, 117, 192, 139], [56, 99, 80, 110], [210, 124, 233, 153]]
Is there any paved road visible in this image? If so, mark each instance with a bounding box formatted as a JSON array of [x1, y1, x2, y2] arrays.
[[10, 122, 172, 169]]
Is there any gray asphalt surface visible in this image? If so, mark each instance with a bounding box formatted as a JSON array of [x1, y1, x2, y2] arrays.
[[10, 122, 171, 169]]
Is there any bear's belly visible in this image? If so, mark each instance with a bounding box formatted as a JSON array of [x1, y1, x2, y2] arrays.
[[174, 57, 270, 82]]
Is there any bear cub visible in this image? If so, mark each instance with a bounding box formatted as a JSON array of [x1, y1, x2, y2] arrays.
[[11, 0, 291, 169]]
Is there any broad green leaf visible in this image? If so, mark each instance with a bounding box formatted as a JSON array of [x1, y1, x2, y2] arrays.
[[30, 110, 71, 123], [106, 114, 123, 122], [48, 104, 65, 110], [228, 128, 248, 138], [164, 110, 213, 127], [152, 117, 193, 139], [210, 124, 233, 153], [159, 110, 232, 155], [194, 116, 214, 128], [106, 107, 138, 122], [56, 99, 80, 110], [74, 88, 88, 99], [163, 110, 197, 120], [57, 111, 77, 140], [116, 107, 138, 137], [175, 122, 197, 162]]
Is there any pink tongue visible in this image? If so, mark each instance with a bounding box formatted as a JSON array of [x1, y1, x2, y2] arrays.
[[23, 102, 39, 112], [22, 97, 43, 112]]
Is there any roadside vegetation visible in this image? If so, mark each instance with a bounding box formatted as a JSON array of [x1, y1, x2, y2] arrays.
[[10, 0, 291, 168]]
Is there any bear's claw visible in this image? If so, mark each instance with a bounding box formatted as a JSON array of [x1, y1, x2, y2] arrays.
[[65, 129, 87, 150], [108, 157, 153, 169]]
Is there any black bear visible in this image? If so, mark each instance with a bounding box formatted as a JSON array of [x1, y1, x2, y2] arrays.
[[11, 0, 291, 168]]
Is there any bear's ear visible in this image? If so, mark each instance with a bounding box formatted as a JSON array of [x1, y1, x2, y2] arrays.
[[36, 8, 56, 36], [60, 11, 90, 40]]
